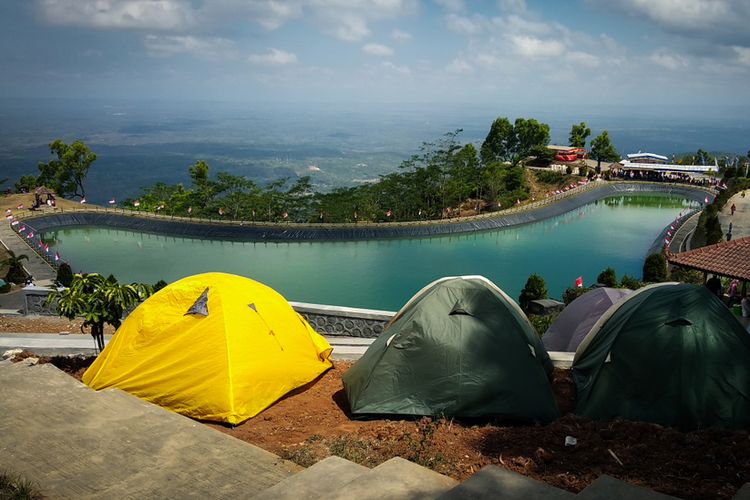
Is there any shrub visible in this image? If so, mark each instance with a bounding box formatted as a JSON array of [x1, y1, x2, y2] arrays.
[[669, 267, 703, 285], [562, 286, 589, 304], [55, 262, 73, 287], [643, 252, 668, 282], [620, 274, 642, 290], [153, 279, 168, 292], [596, 267, 617, 287], [529, 314, 555, 337], [519, 274, 548, 312]]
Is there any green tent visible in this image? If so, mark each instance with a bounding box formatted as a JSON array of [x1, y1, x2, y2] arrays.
[[572, 282, 750, 430], [342, 276, 558, 422]]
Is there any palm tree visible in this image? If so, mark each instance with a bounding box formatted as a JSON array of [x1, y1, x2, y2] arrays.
[[46, 273, 152, 352], [0, 250, 29, 284]]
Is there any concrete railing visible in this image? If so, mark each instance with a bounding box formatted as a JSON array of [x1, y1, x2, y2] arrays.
[[22, 286, 395, 338]]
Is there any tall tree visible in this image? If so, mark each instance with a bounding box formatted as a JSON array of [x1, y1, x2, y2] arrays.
[[37, 140, 96, 199], [481, 117, 550, 166], [568, 122, 591, 148], [590, 131, 620, 169]]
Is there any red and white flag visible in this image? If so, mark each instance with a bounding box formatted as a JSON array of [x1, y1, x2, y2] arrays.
[[704, 196, 709, 204], [108, 198, 116, 205], [27, 232, 33, 239], [54, 252, 60, 262], [16, 204, 23, 210], [575, 276, 583, 288], [44, 243, 49, 252], [18, 225, 26, 232], [11, 220, 19, 226], [37, 240, 43, 248], [187, 206, 192, 214], [386, 209, 392, 217], [282, 211, 288, 219], [133, 200, 140, 207], [664, 237, 671, 245], [80, 197, 86, 204]]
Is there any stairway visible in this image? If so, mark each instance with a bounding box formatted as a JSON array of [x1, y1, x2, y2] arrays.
[[1, 361, 747, 499]]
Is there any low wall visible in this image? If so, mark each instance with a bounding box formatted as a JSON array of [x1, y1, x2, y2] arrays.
[[15, 182, 713, 242], [23, 286, 395, 338]]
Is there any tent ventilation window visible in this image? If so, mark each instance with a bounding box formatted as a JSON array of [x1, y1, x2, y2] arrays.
[[185, 287, 209, 316], [528, 344, 536, 358], [665, 317, 692, 327], [248, 303, 257, 312]]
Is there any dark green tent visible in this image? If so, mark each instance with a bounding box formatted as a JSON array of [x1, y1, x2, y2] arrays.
[[342, 276, 559, 422], [572, 282, 750, 430]]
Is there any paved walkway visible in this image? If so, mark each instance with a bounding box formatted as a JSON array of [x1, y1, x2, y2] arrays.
[[719, 190, 750, 241], [0, 220, 56, 282]]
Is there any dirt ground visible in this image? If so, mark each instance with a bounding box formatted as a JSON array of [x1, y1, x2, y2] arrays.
[[10, 317, 746, 500]]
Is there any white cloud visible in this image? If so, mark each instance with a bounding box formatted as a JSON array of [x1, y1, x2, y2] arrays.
[[380, 61, 411, 75], [510, 35, 565, 58], [248, 48, 298, 65], [475, 52, 502, 69], [36, 0, 195, 30], [326, 14, 371, 41], [565, 51, 601, 68], [649, 50, 688, 70], [362, 43, 394, 56], [310, 0, 417, 42], [498, 0, 527, 14], [735, 46, 750, 67], [144, 34, 235, 58], [445, 57, 473, 73], [391, 29, 412, 42], [434, 0, 464, 11], [590, 0, 750, 46], [445, 13, 485, 36]]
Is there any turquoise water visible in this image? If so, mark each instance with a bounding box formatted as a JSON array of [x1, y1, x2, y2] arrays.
[[41, 194, 696, 310]]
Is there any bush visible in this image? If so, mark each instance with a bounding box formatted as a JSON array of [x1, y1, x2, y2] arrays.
[[596, 267, 617, 287], [518, 274, 548, 312], [643, 252, 668, 282], [153, 279, 168, 292], [669, 267, 703, 285], [55, 262, 73, 287], [562, 286, 589, 304], [528, 314, 555, 337], [620, 274, 642, 290]]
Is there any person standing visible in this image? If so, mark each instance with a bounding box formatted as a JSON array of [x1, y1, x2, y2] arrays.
[[730, 203, 736, 215]]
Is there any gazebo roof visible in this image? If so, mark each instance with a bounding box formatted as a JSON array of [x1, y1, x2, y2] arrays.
[[668, 236, 750, 281], [34, 186, 55, 195]]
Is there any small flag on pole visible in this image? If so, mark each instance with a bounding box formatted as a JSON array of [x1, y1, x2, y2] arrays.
[[80, 197, 86, 204], [44, 243, 49, 252], [133, 200, 140, 207], [18, 225, 26, 232], [27, 232, 33, 239], [54, 252, 60, 262], [704, 196, 709, 204], [108, 198, 116, 205], [575, 276, 583, 288], [11, 220, 19, 226], [37, 240, 43, 248]]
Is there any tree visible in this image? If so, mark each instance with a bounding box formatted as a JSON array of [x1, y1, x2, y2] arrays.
[[596, 267, 617, 287], [620, 274, 642, 290], [15, 175, 38, 193], [519, 273, 548, 312], [47, 273, 152, 352], [55, 262, 73, 287], [481, 117, 550, 166], [37, 140, 96, 199], [642, 253, 667, 283], [590, 131, 620, 170], [568, 122, 591, 148], [1, 250, 28, 284]]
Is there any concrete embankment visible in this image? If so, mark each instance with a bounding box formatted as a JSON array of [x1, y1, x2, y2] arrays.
[[14, 182, 712, 242]]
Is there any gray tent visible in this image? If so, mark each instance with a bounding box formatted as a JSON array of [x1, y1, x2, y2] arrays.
[[542, 287, 631, 352]]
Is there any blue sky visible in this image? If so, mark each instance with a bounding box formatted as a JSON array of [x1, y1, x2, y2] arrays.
[[2, 0, 750, 109]]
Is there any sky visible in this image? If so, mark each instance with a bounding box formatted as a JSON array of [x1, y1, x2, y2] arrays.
[[1, 0, 750, 110]]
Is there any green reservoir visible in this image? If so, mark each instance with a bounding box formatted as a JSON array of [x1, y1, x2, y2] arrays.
[[41, 194, 696, 310]]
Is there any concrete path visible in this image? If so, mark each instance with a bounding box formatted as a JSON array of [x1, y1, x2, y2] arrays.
[[719, 190, 750, 241], [0, 220, 56, 282], [0, 361, 299, 498]]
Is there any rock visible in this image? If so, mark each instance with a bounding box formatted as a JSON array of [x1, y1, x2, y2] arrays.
[[18, 357, 39, 366], [2, 348, 23, 360]]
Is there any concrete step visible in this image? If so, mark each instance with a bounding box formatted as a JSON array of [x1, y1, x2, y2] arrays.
[[577, 475, 683, 500], [733, 483, 750, 500], [254, 455, 369, 499], [0, 362, 299, 498], [438, 465, 575, 500], [325, 457, 458, 500]]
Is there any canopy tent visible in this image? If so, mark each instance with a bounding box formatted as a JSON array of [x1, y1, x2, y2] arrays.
[[343, 276, 558, 422], [542, 287, 631, 353], [572, 282, 750, 430], [83, 272, 332, 424]]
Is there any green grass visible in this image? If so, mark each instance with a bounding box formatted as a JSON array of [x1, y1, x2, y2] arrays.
[[0, 472, 42, 500]]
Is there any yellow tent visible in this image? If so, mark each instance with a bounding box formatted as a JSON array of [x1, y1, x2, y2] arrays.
[[82, 272, 333, 424]]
